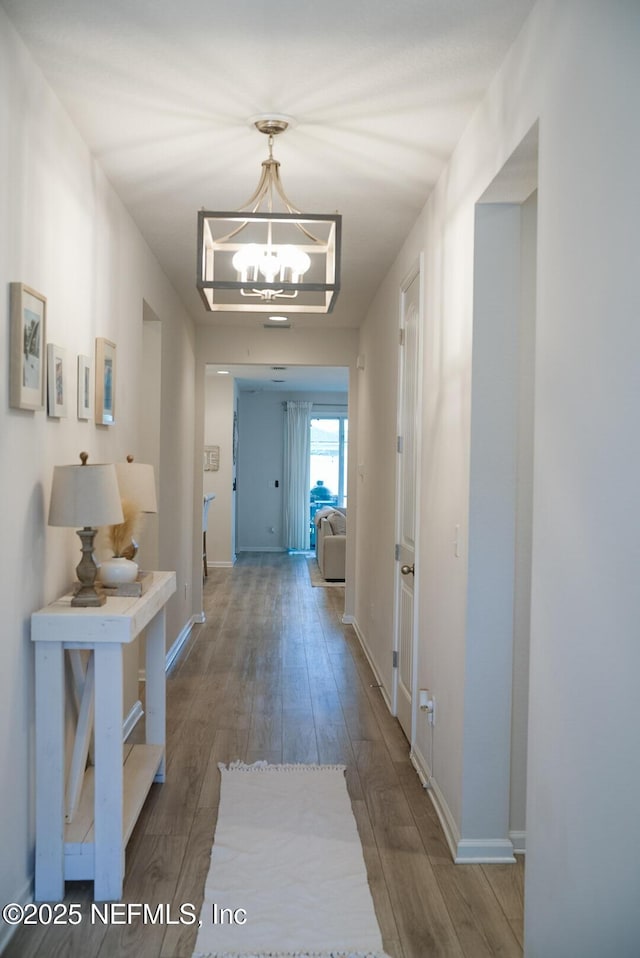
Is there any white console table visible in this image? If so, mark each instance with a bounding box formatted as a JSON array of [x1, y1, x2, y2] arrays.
[[31, 571, 176, 902]]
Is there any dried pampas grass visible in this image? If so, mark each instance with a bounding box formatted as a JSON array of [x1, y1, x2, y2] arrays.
[[107, 498, 141, 558]]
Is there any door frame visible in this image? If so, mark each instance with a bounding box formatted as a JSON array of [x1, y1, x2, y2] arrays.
[[392, 255, 424, 743]]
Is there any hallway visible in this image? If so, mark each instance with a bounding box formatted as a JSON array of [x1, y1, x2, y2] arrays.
[[5, 554, 524, 958]]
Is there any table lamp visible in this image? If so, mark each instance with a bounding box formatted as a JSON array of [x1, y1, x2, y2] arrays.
[[48, 452, 124, 606], [113, 455, 158, 560]]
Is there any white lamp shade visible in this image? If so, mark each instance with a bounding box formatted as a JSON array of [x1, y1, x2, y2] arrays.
[[114, 460, 158, 513], [49, 463, 124, 528]]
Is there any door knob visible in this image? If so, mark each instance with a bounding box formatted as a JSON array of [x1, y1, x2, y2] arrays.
[[400, 564, 414, 576]]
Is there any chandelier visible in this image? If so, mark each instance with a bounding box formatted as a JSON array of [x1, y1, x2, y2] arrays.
[[197, 116, 341, 314]]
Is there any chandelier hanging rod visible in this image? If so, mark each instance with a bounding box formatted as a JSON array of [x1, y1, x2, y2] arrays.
[[217, 123, 322, 246]]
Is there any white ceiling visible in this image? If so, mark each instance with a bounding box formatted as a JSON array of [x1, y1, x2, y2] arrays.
[[207, 364, 349, 393], [2, 0, 534, 330]]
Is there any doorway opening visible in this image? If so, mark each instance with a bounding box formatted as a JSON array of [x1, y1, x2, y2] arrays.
[[464, 122, 538, 859], [202, 364, 348, 558], [309, 415, 348, 547]]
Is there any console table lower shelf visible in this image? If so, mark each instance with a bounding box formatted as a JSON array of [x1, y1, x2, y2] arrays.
[[64, 744, 163, 881]]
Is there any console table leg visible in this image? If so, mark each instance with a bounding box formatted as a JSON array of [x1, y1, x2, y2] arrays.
[[146, 608, 166, 782], [93, 643, 124, 900], [34, 642, 65, 902]]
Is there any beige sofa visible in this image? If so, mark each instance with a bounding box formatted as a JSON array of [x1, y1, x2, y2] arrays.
[[315, 507, 346, 580]]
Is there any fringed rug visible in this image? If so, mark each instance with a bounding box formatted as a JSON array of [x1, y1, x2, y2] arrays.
[[193, 763, 389, 958]]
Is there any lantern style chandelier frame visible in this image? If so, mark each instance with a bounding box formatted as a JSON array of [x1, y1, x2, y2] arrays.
[[197, 116, 341, 314]]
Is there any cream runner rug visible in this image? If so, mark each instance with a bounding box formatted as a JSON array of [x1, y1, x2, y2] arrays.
[[193, 763, 390, 958]]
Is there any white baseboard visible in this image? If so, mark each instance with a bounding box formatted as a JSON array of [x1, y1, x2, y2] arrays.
[[410, 743, 516, 863], [342, 623, 520, 868], [411, 742, 460, 862], [139, 615, 200, 681], [455, 839, 516, 863], [122, 699, 144, 740], [348, 617, 393, 714], [509, 830, 526, 854], [165, 615, 200, 672], [410, 743, 433, 788], [236, 546, 286, 553], [0, 876, 32, 953], [207, 559, 235, 568]]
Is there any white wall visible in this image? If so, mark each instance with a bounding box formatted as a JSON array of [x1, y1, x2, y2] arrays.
[[462, 202, 522, 853], [203, 371, 236, 565], [454, 191, 535, 856], [510, 190, 537, 842], [0, 9, 196, 934], [236, 390, 348, 552], [138, 303, 162, 573], [236, 391, 285, 551], [353, 257, 409, 695], [357, 0, 640, 952]]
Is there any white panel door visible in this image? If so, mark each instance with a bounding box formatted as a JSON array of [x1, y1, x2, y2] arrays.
[[395, 269, 420, 741]]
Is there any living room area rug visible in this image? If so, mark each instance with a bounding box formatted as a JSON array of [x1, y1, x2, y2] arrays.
[[193, 762, 389, 958], [306, 557, 345, 588]]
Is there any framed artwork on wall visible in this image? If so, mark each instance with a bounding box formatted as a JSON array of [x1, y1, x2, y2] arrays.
[[77, 354, 91, 420], [9, 282, 47, 411], [46, 343, 67, 418], [95, 337, 116, 426]]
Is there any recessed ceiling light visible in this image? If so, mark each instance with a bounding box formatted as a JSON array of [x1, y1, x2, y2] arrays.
[[217, 369, 230, 375], [268, 315, 289, 322]]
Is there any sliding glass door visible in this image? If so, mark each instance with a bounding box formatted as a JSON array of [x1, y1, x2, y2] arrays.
[[309, 416, 348, 545]]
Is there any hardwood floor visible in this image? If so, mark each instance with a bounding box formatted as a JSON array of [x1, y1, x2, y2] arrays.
[[5, 552, 524, 958]]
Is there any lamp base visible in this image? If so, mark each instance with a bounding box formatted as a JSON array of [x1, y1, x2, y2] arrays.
[[72, 586, 106, 607], [74, 526, 105, 607]]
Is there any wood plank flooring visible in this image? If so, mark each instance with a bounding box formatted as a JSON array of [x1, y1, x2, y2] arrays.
[[5, 552, 524, 958]]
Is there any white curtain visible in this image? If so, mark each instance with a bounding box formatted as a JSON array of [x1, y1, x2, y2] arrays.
[[284, 400, 312, 550]]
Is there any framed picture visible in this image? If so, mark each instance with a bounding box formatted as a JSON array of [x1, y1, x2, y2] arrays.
[[77, 354, 91, 420], [9, 283, 47, 411], [46, 343, 67, 418], [95, 337, 116, 426]]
